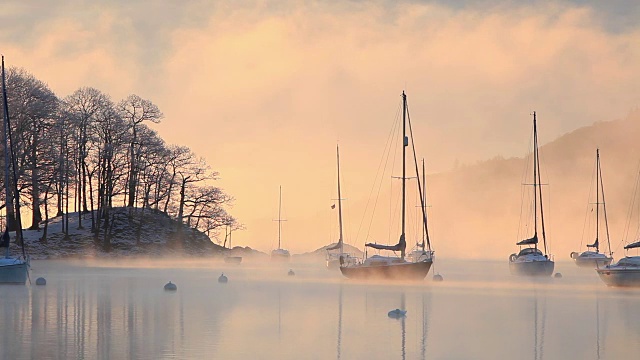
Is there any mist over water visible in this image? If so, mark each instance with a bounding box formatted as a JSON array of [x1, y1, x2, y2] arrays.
[[1, 259, 640, 359]]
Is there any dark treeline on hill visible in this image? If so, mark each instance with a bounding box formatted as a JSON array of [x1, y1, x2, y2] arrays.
[[0, 66, 239, 254], [428, 110, 640, 259]]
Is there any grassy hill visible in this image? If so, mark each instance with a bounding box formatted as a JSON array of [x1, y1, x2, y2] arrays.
[[8, 207, 227, 259]]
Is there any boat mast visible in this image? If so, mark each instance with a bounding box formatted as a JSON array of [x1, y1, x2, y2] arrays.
[[595, 149, 600, 253], [532, 112, 538, 251], [421, 159, 426, 252], [1, 56, 9, 258], [337, 145, 344, 255], [278, 186, 282, 249], [1, 56, 25, 258], [534, 112, 549, 255], [401, 91, 407, 260]]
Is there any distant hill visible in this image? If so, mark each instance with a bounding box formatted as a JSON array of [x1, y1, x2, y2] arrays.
[[225, 245, 269, 259], [10, 207, 228, 259], [293, 242, 364, 260], [427, 110, 640, 259]]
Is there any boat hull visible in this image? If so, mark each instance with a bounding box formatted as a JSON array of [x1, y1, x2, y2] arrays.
[[270, 254, 290, 262], [327, 259, 340, 269], [224, 256, 242, 264], [574, 256, 612, 268], [596, 268, 640, 287], [0, 262, 28, 285], [509, 260, 554, 277], [340, 260, 432, 280]]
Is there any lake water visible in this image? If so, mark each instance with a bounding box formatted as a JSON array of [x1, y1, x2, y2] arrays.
[[1, 258, 639, 359]]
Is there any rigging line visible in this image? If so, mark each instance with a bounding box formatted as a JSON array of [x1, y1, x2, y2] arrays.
[[580, 156, 598, 251], [354, 100, 401, 248], [517, 123, 535, 243], [376, 108, 401, 247], [405, 103, 431, 250], [534, 117, 549, 255], [389, 111, 402, 243], [616, 162, 640, 251], [598, 153, 613, 257], [618, 164, 640, 253]]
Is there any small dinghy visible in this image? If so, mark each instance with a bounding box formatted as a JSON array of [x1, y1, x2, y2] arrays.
[[387, 309, 407, 318]]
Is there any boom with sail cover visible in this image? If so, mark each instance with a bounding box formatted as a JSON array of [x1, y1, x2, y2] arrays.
[[517, 235, 539, 246], [624, 241, 640, 250], [366, 234, 406, 255]]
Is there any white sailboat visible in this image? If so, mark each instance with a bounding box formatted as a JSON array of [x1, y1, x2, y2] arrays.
[[339, 91, 433, 280], [326, 145, 358, 269], [508, 112, 554, 277], [0, 56, 29, 284], [570, 149, 613, 268], [271, 186, 290, 261], [596, 163, 640, 286]]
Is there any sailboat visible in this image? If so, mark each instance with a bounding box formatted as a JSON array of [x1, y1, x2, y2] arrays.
[[223, 225, 242, 264], [0, 56, 29, 284], [596, 163, 640, 286], [570, 149, 613, 268], [326, 145, 358, 269], [271, 186, 291, 261], [339, 91, 433, 280], [508, 112, 554, 277]]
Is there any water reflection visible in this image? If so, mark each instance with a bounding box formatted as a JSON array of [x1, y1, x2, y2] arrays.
[[420, 291, 431, 360], [595, 292, 601, 360], [3, 261, 640, 359], [532, 287, 547, 360], [336, 285, 342, 360]]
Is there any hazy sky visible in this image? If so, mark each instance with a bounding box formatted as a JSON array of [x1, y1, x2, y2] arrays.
[[2, 0, 639, 257]]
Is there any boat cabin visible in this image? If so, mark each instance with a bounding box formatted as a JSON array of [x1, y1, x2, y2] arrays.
[[364, 255, 406, 267], [616, 257, 640, 267], [517, 248, 544, 257]]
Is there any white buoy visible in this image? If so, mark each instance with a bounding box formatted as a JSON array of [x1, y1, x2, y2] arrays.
[[388, 309, 407, 318], [554, 272, 563, 279], [433, 274, 444, 282], [35, 277, 46, 286], [288, 269, 295, 276], [218, 273, 228, 283], [164, 281, 177, 291]]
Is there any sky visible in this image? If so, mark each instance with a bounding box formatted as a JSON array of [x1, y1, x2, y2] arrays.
[[1, 0, 640, 258]]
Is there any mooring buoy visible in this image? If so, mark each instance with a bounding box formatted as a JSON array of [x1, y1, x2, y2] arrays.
[[164, 281, 177, 291]]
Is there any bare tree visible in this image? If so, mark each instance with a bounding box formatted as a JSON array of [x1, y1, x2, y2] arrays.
[[117, 95, 163, 208]]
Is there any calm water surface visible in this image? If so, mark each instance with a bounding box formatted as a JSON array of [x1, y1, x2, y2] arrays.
[[1, 259, 640, 359]]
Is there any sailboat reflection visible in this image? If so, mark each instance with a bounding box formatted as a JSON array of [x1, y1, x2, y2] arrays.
[[420, 291, 431, 360], [595, 292, 602, 360], [336, 285, 343, 360], [532, 287, 547, 360]]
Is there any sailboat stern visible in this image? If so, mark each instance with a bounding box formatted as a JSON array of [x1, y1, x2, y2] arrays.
[[339, 258, 432, 280], [0, 259, 28, 284]]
